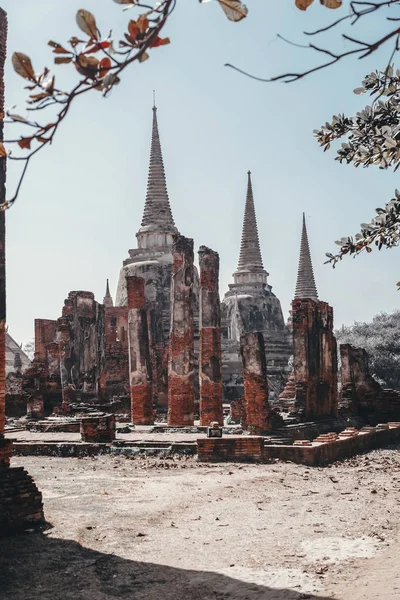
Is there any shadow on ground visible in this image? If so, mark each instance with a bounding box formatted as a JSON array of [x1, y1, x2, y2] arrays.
[[0, 530, 333, 600]]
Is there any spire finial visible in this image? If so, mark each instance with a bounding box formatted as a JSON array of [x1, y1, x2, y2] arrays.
[[138, 104, 178, 233], [153, 89, 156, 110], [235, 170, 264, 273], [294, 213, 318, 301], [103, 278, 114, 308]]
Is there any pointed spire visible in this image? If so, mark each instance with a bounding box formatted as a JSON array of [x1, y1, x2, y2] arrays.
[[294, 213, 318, 301], [103, 279, 114, 308], [140, 104, 177, 232], [236, 171, 264, 272]]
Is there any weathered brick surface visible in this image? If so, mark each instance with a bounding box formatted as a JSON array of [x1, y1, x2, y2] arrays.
[[240, 332, 272, 434], [292, 298, 338, 419], [57, 291, 106, 411], [197, 423, 400, 466], [168, 236, 195, 426], [198, 247, 223, 426], [0, 10, 7, 435], [102, 306, 129, 401], [0, 437, 12, 466], [127, 276, 153, 425], [197, 437, 264, 462], [27, 396, 44, 419], [0, 10, 45, 535], [0, 465, 44, 535], [340, 344, 381, 413], [80, 413, 116, 443]]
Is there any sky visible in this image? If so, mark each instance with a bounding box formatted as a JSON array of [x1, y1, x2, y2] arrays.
[[3, 0, 400, 344]]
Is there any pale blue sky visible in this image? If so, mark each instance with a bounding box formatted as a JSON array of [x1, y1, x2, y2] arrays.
[[3, 0, 400, 343]]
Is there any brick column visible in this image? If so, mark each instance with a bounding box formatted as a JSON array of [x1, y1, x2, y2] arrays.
[[0, 8, 45, 535], [240, 331, 272, 434], [57, 318, 75, 412], [127, 276, 153, 425], [0, 9, 6, 435], [168, 235, 195, 426], [292, 298, 338, 418], [198, 246, 223, 426]]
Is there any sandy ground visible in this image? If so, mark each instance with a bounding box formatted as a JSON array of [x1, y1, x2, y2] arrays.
[[1, 446, 400, 600]]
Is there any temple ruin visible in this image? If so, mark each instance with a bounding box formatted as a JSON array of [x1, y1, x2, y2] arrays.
[[2, 3, 400, 536]]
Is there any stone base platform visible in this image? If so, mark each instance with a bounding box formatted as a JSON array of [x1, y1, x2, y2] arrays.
[[198, 423, 400, 466]]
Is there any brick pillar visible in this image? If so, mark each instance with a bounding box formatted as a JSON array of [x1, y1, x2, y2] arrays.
[[292, 298, 338, 419], [57, 318, 75, 412], [198, 246, 223, 426], [240, 331, 272, 435], [0, 10, 6, 436], [126, 276, 153, 425], [0, 8, 45, 535], [147, 307, 168, 410], [168, 235, 195, 426]]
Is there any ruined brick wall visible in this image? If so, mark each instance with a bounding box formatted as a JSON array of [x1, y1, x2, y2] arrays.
[[58, 291, 105, 410], [20, 319, 61, 416], [101, 306, 129, 401], [167, 236, 195, 426], [198, 246, 223, 426], [292, 298, 338, 419], [5, 371, 25, 417], [340, 344, 381, 414], [0, 9, 6, 434]]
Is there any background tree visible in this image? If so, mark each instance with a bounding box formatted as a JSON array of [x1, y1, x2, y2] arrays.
[[336, 310, 400, 389]]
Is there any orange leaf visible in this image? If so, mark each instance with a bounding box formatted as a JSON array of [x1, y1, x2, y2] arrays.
[[128, 20, 139, 41], [99, 57, 112, 77], [149, 36, 170, 48], [85, 40, 111, 54], [18, 137, 33, 150], [295, 0, 315, 9], [137, 15, 149, 34], [0, 142, 6, 157]]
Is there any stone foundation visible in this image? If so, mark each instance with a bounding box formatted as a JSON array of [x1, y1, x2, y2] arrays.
[[197, 423, 400, 465]]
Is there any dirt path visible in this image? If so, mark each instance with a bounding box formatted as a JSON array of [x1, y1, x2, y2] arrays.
[[1, 446, 399, 599]]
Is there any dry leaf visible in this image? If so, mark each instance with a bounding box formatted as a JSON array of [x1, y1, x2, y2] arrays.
[[137, 14, 149, 33], [149, 37, 170, 48], [295, 0, 315, 9], [320, 0, 342, 7], [18, 137, 33, 150], [76, 9, 99, 40], [128, 20, 139, 41], [138, 51, 149, 63], [12, 52, 36, 81], [217, 0, 248, 21], [69, 36, 85, 48], [0, 142, 6, 157], [55, 56, 73, 64], [48, 41, 70, 54], [99, 57, 112, 78]]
